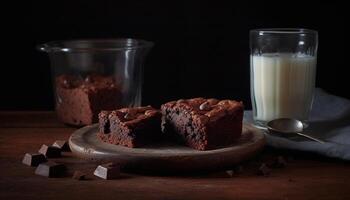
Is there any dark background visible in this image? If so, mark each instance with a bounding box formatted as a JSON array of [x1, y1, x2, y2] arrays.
[[1, 1, 348, 110]]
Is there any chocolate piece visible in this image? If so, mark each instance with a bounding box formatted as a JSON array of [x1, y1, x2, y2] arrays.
[[225, 170, 234, 177], [35, 161, 66, 178], [98, 106, 162, 148], [52, 140, 70, 152], [257, 163, 271, 176], [22, 153, 47, 167], [38, 144, 61, 158], [55, 74, 122, 126], [93, 163, 120, 180], [161, 98, 244, 150], [72, 171, 86, 180]]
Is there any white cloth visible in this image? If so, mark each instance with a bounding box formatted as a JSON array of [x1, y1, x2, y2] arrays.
[[244, 88, 350, 160]]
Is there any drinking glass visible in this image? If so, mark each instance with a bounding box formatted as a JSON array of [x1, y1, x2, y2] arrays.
[[250, 29, 318, 127]]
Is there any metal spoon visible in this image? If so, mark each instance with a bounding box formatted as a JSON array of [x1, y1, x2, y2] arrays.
[[267, 118, 325, 144]]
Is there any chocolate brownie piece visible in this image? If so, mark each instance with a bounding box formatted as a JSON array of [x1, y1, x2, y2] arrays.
[[55, 74, 122, 126], [161, 98, 243, 150], [98, 106, 162, 148]]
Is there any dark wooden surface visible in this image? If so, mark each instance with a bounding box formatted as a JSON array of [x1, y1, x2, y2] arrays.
[[0, 111, 349, 200]]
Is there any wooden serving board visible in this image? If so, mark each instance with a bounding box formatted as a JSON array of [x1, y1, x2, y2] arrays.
[[69, 123, 265, 172]]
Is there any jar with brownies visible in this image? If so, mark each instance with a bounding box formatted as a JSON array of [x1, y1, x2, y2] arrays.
[[38, 39, 153, 126]]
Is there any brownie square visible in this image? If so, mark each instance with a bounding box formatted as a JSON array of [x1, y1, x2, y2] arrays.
[[97, 106, 162, 148], [55, 74, 122, 126], [161, 98, 243, 150]]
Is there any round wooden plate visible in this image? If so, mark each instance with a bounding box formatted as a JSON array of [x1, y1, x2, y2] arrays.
[[69, 123, 265, 172]]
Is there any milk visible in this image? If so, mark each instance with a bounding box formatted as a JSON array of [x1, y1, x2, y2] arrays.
[[251, 53, 316, 124]]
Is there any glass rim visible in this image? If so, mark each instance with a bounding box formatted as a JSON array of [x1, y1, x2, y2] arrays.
[[250, 28, 317, 35], [37, 38, 154, 53]]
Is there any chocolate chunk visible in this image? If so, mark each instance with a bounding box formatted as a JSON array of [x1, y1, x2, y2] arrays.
[[38, 144, 61, 158], [52, 140, 70, 152], [272, 156, 287, 168], [72, 171, 86, 180], [93, 163, 120, 180], [225, 170, 234, 177], [22, 153, 47, 167], [257, 163, 271, 176], [199, 101, 211, 111], [35, 161, 66, 178]]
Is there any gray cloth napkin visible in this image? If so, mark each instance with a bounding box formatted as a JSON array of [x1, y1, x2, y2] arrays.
[[244, 88, 350, 160]]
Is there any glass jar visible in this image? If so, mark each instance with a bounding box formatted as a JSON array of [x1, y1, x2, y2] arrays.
[[38, 39, 153, 126]]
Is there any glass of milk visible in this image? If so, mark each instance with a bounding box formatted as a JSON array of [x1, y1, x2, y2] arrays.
[[250, 29, 318, 127]]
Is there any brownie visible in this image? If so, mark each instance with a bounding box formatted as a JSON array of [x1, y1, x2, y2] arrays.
[[55, 74, 122, 126], [161, 98, 243, 150], [97, 106, 162, 148]]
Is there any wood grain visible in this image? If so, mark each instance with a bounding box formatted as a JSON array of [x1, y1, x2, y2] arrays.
[[0, 112, 350, 200], [0, 111, 65, 128]]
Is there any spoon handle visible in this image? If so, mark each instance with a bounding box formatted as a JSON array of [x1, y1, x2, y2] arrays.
[[296, 132, 325, 144]]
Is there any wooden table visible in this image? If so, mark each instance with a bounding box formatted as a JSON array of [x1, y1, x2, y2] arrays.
[[1, 111, 349, 200]]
